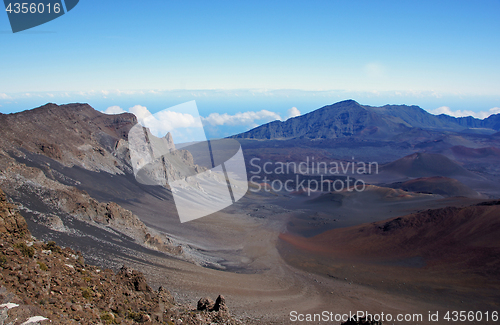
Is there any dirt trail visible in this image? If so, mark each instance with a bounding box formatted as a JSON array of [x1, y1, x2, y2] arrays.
[[126, 204, 450, 324]]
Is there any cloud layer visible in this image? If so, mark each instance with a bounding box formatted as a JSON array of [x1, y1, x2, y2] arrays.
[[104, 104, 303, 139], [103, 105, 202, 140], [202, 110, 281, 128], [202, 106, 301, 128], [430, 106, 500, 119]]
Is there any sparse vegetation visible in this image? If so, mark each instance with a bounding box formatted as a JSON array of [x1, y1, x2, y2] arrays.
[[37, 261, 48, 271], [101, 312, 118, 324], [14, 242, 35, 258], [127, 310, 144, 322], [0, 254, 7, 267], [44, 240, 60, 253], [81, 287, 93, 300]]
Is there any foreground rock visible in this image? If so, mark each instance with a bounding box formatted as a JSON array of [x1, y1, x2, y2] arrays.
[[0, 189, 241, 324]]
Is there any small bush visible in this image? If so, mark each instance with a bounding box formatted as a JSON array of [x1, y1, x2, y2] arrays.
[[14, 242, 35, 258], [81, 287, 93, 300], [37, 261, 48, 271], [101, 312, 118, 324], [44, 241, 60, 253], [127, 311, 144, 322], [0, 254, 7, 267]]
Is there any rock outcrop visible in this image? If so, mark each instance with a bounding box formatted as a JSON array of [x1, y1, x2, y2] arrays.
[[0, 157, 182, 256], [196, 295, 228, 313]]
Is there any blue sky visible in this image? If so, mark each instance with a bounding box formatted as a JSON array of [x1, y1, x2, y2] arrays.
[[1, 0, 500, 137]]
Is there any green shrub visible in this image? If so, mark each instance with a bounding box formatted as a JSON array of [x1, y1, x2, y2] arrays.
[[101, 312, 118, 324], [0, 254, 7, 267], [44, 241, 60, 253], [37, 261, 48, 271], [14, 242, 35, 258], [81, 287, 92, 300], [127, 311, 144, 322]]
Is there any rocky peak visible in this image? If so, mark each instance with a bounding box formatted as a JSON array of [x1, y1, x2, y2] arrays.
[[164, 131, 176, 150]]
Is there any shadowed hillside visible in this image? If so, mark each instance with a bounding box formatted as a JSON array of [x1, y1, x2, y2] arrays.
[[381, 152, 478, 178], [387, 176, 479, 197]]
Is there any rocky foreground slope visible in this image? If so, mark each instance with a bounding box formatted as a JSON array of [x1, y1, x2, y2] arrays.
[[0, 189, 239, 325]]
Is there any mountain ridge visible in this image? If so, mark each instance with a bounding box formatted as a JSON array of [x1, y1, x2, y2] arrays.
[[233, 99, 500, 140]]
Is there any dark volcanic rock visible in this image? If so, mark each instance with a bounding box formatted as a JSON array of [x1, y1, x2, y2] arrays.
[[213, 294, 228, 312], [197, 295, 228, 312], [197, 297, 215, 311]]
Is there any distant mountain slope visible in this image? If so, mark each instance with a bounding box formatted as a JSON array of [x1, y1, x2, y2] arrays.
[[450, 145, 500, 159], [381, 152, 478, 178], [436, 113, 500, 130], [388, 176, 479, 198], [233, 100, 500, 140], [280, 201, 500, 273]]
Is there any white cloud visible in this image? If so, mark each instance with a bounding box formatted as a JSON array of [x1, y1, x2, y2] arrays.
[[430, 106, 500, 119], [129, 105, 152, 121], [202, 110, 281, 127], [103, 105, 126, 114], [0, 93, 11, 99], [147, 110, 202, 136], [103, 104, 202, 138], [286, 107, 301, 119]]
